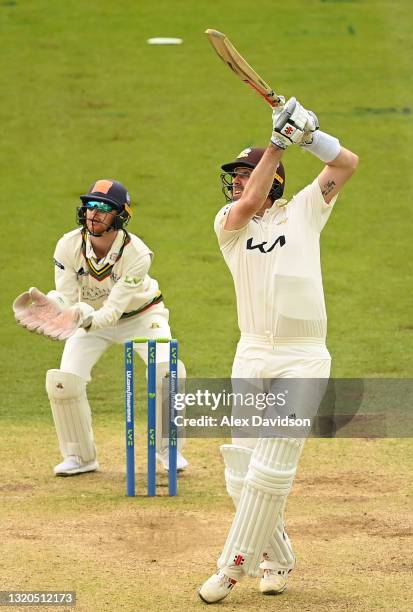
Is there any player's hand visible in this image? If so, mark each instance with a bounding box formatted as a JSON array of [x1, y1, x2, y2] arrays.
[[271, 97, 319, 149], [40, 303, 94, 341], [300, 106, 319, 145], [13, 287, 63, 332]]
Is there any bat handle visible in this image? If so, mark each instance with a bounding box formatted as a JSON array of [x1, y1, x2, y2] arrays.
[[267, 92, 285, 108]]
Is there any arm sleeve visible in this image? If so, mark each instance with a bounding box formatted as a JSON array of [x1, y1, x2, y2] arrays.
[[53, 239, 80, 306], [89, 253, 152, 330], [214, 203, 249, 250], [293, 178, 339, 232]]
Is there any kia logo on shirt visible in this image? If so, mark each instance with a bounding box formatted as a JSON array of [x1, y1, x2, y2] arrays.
[[246, 235, 286, 253]]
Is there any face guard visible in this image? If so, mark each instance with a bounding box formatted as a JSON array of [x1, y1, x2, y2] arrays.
[[76, 179, 133, 236], [79, 201, 118, 237], [220, 147, 285, 203]]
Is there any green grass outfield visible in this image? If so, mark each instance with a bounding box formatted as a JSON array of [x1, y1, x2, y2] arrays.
[[1, 1, 412, 610]]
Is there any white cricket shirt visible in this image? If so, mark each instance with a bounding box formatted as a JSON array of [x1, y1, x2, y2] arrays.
[[52, 228, 161, 330], [214, 178, 338, 340]]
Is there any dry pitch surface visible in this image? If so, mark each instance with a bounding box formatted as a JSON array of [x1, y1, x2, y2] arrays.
[[1, 425, 412, 611]]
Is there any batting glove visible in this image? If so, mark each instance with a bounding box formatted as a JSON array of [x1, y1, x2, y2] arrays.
[[271, 97, 319, 149]]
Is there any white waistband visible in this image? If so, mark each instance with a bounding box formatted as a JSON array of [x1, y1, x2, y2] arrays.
[[240, 332, 326, 346]]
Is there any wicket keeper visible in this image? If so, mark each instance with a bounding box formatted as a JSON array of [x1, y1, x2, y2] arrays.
[[13, 179, 187, 476]]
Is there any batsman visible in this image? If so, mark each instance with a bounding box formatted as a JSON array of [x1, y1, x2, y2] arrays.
[[13, 179, 188, 476], [199, 98, 358, 602]]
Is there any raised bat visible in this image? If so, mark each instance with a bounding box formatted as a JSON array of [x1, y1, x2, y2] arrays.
[[205, 28, 284, 108]]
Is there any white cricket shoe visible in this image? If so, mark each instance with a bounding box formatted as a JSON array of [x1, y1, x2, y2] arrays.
[[198, 567, 243, 604], [54, 455, 98, 476], [259, 568, 290, 595], [156, 448, 188, 472]]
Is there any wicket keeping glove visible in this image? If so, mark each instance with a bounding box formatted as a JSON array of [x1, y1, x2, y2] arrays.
[[13, 287, 63, 332], [40, 303, 95, 341]]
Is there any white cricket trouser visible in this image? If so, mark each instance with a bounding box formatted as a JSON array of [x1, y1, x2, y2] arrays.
[[61, 303, 172, 378], [227, 333, 331, 574], [231, 333, 331, 448]]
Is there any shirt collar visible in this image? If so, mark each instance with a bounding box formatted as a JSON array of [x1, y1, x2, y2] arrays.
[[85, 231, 125, 264], [254, 198, 288, 221]]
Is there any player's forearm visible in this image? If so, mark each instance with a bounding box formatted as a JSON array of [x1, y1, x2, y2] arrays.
[[317, 146, 359, 203], [53, 245, 80, 305], [325, 146, 359, 170], [239, 145, 284, 214], [303, 129, 359, 171], [47, 289, 75, 310], [52, 275, 79, 307]]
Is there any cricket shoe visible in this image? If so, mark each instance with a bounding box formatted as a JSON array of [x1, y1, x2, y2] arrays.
[[54, 455, 98, 476], [259, 568, 291, 595], [156, 448, 188, 472], [198, 566, 243, 604]]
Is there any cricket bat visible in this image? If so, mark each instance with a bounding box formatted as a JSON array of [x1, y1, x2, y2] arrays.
[[205, 29, 284, 108]]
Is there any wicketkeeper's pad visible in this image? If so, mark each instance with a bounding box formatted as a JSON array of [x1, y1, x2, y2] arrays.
[[46, 370, 96, 462]]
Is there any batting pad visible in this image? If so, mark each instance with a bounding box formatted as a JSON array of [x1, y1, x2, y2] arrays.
[[220, 444, 252, 506], [220, 442, 296, 575], [46, 369, 96, 462], [262, 523, 295, 570], [218, 437, 304, 576]]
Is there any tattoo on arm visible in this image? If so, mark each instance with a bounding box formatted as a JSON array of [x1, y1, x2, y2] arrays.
[[321, 179, 336, 197]]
